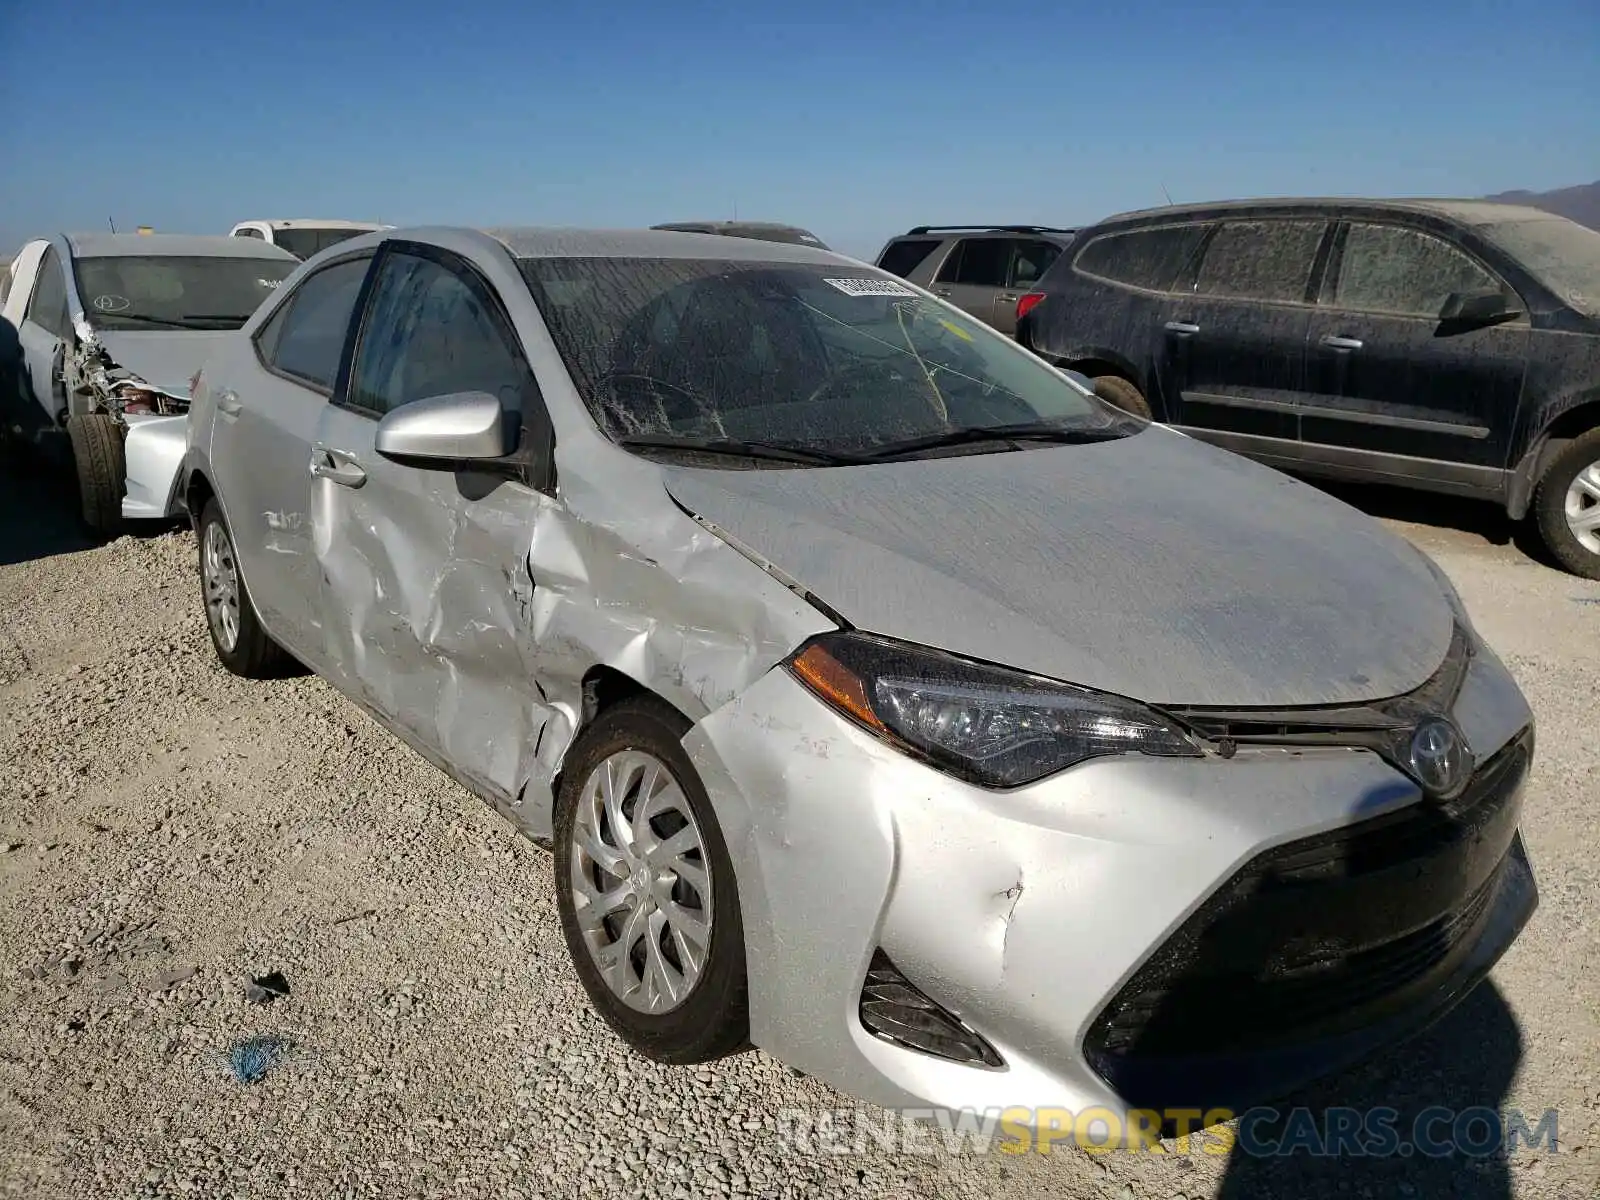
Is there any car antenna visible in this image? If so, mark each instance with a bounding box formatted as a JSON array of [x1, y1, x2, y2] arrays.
[[108, 216, 117, 233], [1160, 184, 1175, 206]]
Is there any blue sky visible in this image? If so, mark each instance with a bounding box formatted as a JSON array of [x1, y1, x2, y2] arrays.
[[1, 0, 1595, 260]]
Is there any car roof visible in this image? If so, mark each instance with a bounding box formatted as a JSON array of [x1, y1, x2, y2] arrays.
[[239, 219, 388, 230], [1098, 196, 1559, 228], [62, 232, 300, 260], [478, 226, 844, 264]]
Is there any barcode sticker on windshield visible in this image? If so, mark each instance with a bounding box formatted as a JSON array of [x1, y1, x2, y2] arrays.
[[823, 277, 917, 298]]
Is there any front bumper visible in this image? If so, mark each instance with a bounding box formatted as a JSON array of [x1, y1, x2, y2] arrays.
[[681, 638, 1537, 1139]]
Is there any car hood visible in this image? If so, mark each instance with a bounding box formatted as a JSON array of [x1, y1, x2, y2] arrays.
[[94, 330, 235, 397], [659, 428, 1454, 707]]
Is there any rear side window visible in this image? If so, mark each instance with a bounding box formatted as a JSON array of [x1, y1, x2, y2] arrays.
[[256, 255, 372, 391], [937, 238, 1012, 287], [1194, 219, 1328, 303], [877, 238, 941, 279], [1074, 224, 1207, 292], [1009, 240, 1062, 287], [27, 247, 69, 338], [1332, 223, 1502, 317]]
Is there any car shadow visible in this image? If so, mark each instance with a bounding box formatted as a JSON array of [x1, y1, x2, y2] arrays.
[[1213, 980, 1523, 1199], [0, 442, 101, 567], [1299, 477, 1557, 567]]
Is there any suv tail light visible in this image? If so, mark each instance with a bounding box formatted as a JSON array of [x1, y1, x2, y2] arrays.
[[1016, 292, 1046, 322]]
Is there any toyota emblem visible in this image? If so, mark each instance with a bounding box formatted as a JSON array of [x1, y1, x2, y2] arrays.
[[1408, 716, 1472, 800]]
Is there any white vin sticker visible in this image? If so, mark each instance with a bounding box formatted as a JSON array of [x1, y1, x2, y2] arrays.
[[823, 277, 918, 298]]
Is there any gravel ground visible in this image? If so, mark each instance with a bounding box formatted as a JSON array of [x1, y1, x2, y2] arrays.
[[0, 459, 1596, 1200]]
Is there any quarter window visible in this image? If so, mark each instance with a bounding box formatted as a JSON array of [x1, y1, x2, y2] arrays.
[[256, 254, 372, 391], [877, 238, 941, 279], [1009, 240, 1062, 288], [27, 247, 69, 338], [1332, 223, 1502, 318], [348, 251, 532, 418], [1193, 219, 1328, 304], [234, 227, 266, 240], [1074, 224, 1208, 292]]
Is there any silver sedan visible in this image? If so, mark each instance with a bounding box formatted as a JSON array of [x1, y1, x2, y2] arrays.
[[179, 226, 1538, 1140]]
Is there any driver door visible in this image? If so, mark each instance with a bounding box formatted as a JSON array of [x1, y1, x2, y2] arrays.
[[17, 246, 69, 430], [311, 241, 550, 800]]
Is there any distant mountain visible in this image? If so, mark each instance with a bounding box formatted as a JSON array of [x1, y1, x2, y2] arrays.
[[1484, 181, 1600, 230]]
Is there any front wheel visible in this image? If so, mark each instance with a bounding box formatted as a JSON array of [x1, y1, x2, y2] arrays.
[[553, 695, 750, 1065], [1532, 429, 1600, 579], [197, 498, 287, 677], [66, 413, 126, 535]]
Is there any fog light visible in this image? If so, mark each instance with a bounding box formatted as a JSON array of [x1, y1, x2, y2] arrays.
[[858, 950, 1004, 1069]]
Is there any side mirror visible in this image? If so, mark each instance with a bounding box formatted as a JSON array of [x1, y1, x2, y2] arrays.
[[374, 391, 518, 464], [1438, 288, 1520, 327]]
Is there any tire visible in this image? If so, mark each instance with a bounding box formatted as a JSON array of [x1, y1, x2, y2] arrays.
[[66, 413, 126, 535], [1091, 374, 1153, 420], [553, 695, 749, 1065], [1532, 428, 1600, 579], [197, 497, 287, 677]]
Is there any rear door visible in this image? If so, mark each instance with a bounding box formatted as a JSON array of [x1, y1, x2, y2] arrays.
[[211, 250, 375, 652], [928, 236, 1014, 328], [1301, 220, 1529, 473], [1159, 217, 1331, 443], [990, 239, 1065, 336], [310, 241, 548, 797]]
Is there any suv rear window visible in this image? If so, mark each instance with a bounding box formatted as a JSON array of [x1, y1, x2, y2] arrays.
[[877, 238, 942, 279], [1074, 224, 1207, 291]]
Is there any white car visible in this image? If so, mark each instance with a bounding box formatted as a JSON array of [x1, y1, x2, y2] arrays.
[[228, 220, 391, 260]]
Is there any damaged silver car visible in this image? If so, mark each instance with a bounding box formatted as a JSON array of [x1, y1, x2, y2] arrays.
[[181, 227, 1538, 1136], [0, 234, 298, 531]]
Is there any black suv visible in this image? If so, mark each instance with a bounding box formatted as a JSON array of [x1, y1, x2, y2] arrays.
[[1018, 198, 1600, 577], [873, 225, 1077, 336]]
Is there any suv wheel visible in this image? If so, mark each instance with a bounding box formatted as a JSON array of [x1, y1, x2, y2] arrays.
[[1091, 375, 1152, 420], [1533, 428, 1600, 579]]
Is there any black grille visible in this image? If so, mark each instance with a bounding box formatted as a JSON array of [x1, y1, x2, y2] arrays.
[[1084, 727, 1535, 1109]]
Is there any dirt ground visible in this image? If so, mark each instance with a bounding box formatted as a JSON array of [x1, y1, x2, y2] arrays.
[[1, 457, 1596, 1200]]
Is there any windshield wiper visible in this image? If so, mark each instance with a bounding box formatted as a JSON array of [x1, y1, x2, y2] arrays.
[[855, 420, 1134, 462], [181, 313, 254, 324], [90, 313, 203, 331], [616, 434, 866, 466]]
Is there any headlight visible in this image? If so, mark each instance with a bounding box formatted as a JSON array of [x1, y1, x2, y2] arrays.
[[785, 631, 1200, 788]]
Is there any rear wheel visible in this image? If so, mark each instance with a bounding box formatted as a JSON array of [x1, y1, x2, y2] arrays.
[[1091, 374, 1152, 420], [198, 498, 287, 677], [66, 413, 125, 535], [1533, 429, 1600, 579]]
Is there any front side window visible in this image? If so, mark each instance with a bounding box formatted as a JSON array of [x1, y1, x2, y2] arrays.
[[27, 247, 68, 337], [349, 251, 531, 418], [1193, 219, 1328, 303], [1075, 224, 1208, 292], [519, 256, 1127, 458], [877, 238, 942, 279], [937, 238, 1012, 288], [74, 254, 297, 332], [257, 255, 372, 390], [1333, 223, 1503, 318]]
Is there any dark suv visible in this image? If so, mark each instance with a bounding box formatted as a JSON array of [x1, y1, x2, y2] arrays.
[[873, 225, 1077, 336], [1018, 198, 1600, 577]]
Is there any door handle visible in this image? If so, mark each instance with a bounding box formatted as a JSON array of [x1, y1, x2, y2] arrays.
[[1164, 321, 1201, 335], [1320, 335, 1364, 351], [996, 293, 1018, 303], [216, 390, 242, 417], [309, 446, 368, 488], [932, 288, 953, 298]]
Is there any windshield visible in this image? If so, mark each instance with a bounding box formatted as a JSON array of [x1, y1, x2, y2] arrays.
[[518, 256, 1124, 461], [1477, 215, 1600, 318], [74, 255, 295, 331], [272, 227, 368, 260]]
